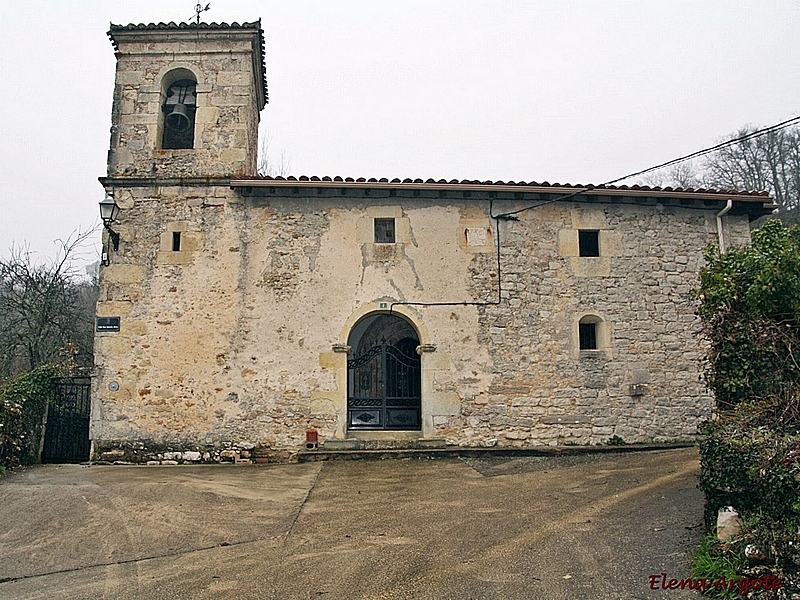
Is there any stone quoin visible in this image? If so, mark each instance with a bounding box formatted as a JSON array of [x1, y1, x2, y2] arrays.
[[91, 20, 776, 462]]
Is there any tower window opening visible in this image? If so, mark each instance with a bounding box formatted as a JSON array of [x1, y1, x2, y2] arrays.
[[162, 79, 197, 149]]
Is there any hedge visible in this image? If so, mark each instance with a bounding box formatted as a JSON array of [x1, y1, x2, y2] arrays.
[[696, 221, 800, 597]]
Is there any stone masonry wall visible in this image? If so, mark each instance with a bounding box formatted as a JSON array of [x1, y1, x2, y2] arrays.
[[92, 186, 750, 461], [451, 203, 722, 447], [108, 31, 260, 178]]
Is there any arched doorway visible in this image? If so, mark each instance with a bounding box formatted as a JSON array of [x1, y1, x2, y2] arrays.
[[347, 314, 421, 430]]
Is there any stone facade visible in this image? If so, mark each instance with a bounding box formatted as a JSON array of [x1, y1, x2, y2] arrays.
[[91, 22, 774, 462]]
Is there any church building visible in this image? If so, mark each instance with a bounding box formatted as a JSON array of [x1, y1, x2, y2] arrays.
[[91, 21, 774, 462]]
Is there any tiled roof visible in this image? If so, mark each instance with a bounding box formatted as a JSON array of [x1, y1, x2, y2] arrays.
[[231, 175, 772, 201], [109, 21, 259, 30], [108, 21, 268, 105]]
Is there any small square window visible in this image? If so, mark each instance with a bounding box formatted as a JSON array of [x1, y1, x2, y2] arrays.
[[374, 218, 396, 243], [172, 231, 182, 252], [578, 230, 600, 257], [579, 322, 598, 350]]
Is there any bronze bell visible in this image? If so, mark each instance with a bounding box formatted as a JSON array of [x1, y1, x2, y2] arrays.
[[165, 103, 191, 133]]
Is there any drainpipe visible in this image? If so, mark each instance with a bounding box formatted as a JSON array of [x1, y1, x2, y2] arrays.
[[716, 199, 733, 253]]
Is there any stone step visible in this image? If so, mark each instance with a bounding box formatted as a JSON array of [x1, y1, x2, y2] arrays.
[[320, 438, 447, 451], [297, 442, 696, 463]]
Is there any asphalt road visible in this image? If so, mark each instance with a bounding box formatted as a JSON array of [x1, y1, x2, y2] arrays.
[[0, 448, 704, 599]]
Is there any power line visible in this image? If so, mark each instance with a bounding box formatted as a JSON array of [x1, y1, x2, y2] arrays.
[[605, 114, 800, 186], [393, 116, 799, 312], [495, 114, 800, 219]]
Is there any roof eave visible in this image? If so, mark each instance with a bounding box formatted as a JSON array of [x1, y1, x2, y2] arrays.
[[230, 178, 772, 203]]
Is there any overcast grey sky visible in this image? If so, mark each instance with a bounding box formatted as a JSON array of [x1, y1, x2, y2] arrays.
[[1, 1, 798, 266]]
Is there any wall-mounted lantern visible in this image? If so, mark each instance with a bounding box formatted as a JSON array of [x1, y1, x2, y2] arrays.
[[99, 193, 120, 265]]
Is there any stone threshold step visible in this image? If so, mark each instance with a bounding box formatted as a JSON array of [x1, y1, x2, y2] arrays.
[[320, 439, 447, 451], [296, 442, 695, 463]]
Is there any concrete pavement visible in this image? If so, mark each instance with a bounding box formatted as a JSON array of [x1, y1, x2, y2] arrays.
[[0, 448, 704, 599]]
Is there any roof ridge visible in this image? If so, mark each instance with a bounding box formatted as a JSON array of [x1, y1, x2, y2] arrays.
[[109, 21, 261, 30]]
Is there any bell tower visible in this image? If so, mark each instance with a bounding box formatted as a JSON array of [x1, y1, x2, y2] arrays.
[[106, 22, 267, 178]]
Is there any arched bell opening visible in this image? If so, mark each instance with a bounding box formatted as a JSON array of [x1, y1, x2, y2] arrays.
[[346, 314, 421, 431], [161, 75, 197, 149]]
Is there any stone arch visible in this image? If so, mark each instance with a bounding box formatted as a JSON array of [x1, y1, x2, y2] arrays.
[[158, 66, 200, 150], [158, 65, 202, 90], [331, 302, 436, 438], [346, 313, 421, 431], [337, 302, 431, 348], [348, 313, 419, 357]]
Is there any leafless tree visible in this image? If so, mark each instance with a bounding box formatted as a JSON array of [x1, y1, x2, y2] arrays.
[[0, 230, 99, 378], [702, 125, 800, 223], [640, 161, 702, 189], [257, 127, 291, 177], [639, 124, 800, 224]]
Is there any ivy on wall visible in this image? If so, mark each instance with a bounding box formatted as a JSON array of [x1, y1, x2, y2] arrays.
[[0, 364, 57, 469]]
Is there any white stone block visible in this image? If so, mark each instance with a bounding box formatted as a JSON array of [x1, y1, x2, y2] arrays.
[[717, 506, 742, 542]]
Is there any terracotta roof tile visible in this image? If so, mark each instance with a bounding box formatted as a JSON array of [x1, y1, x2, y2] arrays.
[[232, 175, 772, 201]]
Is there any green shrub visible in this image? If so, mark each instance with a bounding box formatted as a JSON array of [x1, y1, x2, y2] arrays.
[[0, 365, 57, 468], [697, 220, 800, 411], [696, 221, 800, 596], [699, 420, 800, 525], [699, 417, 800, 588]]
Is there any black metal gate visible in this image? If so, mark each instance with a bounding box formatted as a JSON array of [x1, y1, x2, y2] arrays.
[[348, 340, 421, 430], [42, 377, 91, 463]]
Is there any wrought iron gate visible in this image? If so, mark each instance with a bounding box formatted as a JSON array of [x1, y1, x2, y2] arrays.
[[348, 340, 421, 430], [42, 377, 91, 463]]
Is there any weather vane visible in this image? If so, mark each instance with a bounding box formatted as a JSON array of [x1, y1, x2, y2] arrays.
[[192, 3, 211, 25]]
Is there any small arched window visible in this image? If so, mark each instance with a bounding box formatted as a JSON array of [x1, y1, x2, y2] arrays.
[[574, 313, 612, 358], [578, 315, 602, 351], [162, 78, 197, 149]]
